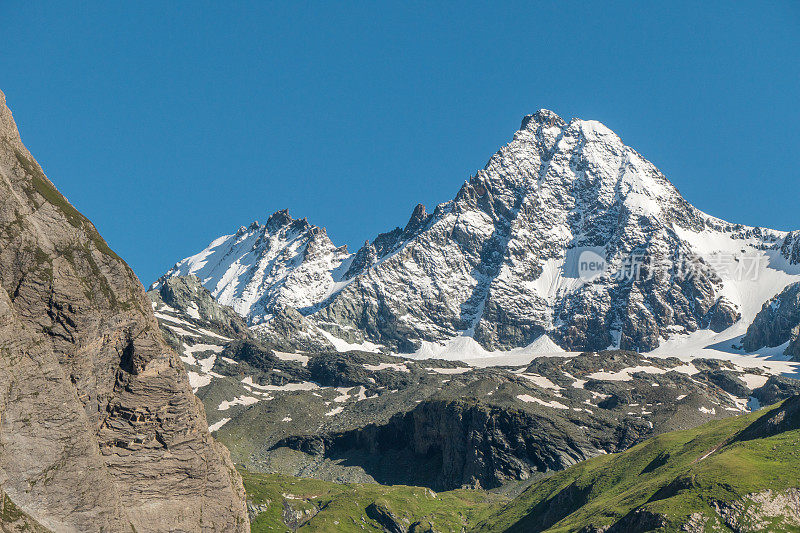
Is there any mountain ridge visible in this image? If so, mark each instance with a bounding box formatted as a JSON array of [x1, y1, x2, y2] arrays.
[[156, 109, 799, 358]]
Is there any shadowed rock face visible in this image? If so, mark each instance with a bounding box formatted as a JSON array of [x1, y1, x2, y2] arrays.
[[743, 282, 800, 360], [783, 231, 800, 266], [0, 91, 248, 531]]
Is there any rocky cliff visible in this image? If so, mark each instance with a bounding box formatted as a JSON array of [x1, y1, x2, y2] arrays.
[[742, 282, 800, 360], [0, 90, 248, 531]]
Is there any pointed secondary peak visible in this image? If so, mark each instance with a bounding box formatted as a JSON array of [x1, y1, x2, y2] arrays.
[[0, 88, 24, 147], [266, 209, 293, 231], [520, 109, 566, 130], [404, 203, 429, 234]]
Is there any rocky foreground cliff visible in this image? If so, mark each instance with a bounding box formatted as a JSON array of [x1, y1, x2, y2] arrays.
[[0, 90, 249, 531]]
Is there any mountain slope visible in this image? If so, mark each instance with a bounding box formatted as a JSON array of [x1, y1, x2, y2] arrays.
[[235, 398, 800, 532], [242, 471, 503, 533], [0, 90, 248, 531], [156, 110, 799, 355], [473, 395, 800, 532], [145, 280, 800, 500]]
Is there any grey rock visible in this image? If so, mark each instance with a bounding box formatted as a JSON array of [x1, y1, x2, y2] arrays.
[[742, 282, 800, 359], [0, 489, 50, 532], [151, 274, 251, 338], [0, 90, 248, 531], [254, 303, 334, 352], [752, 376, 800, 406], [254, 351, 760, 491], [365, 503, 408, 533]]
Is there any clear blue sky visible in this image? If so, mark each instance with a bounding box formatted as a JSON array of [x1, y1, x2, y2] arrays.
[[3, 2, 798, 285]]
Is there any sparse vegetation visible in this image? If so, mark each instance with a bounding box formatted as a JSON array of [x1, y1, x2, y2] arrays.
[[14, 148, 122, 262], [0, 491, 52, 532]]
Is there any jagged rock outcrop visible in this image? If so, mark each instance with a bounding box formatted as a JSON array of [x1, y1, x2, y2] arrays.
[[156, 110, 794, 354], [742, 282, 800, 360], [0, 90, 248, 531], [752, 376, 800, 406], [151, 274, 251, 338], [737, 394, 800, 441], [148, 274, 796, 494], [258, 350, 759, 491], [288, 399, 607, 491], [712, 489, 800, 532], [783, 231, 800, 265]]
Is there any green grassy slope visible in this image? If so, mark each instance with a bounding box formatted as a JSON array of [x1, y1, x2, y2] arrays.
[[473, 397, 800, 532], [241, 398, 800, 532], [242, 471, 506, 532]]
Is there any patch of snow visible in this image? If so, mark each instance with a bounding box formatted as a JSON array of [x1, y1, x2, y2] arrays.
[[218, 395, 259, 411], [273, 351, 310, 366], [739, 373, 769, 390], [410, 333, 565, 364], [426, 367, 471, 374], [363, 363, 410, 373], [516, 394, 569, 409], [208, 418, 231, 432], [188, 371, 212, 391], [333, 387, 353, 403], [164, 323, 200, 338], [516, 373, 562, 390], [586, 366, 667, 381], [186, 302, 201, 320], [241, 376, 319, 391], [318, 330, 382, 353]]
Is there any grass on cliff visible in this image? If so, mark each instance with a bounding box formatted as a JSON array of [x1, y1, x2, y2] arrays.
[[241, 471, 504, 532], [1, 491, 52, 532], [472, 399, 800, 532], [13, 148, 121, 262]]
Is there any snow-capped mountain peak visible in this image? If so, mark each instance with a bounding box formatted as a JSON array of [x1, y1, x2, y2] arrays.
[[153, 209, 351, 322], [156, 112, 800, 356]]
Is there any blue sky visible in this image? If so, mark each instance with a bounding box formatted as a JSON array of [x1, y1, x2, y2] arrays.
[[2, 2, 798, 285]]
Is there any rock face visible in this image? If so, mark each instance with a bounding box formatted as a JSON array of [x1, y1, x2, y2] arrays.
[[156, 110, 794, 354], [742, 282, 800, 360], [0, 91, 248, 531], [153, 275, 252, 338], [783, 231, 800, 265]]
